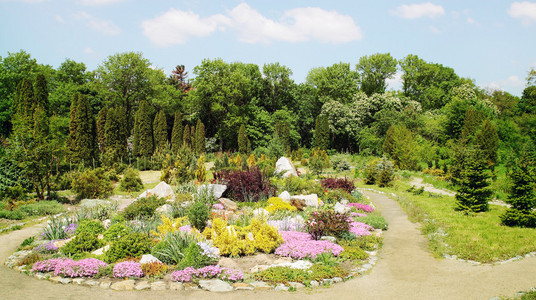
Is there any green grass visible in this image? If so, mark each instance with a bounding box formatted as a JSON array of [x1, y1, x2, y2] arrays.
[[357, 180, 536, 263]]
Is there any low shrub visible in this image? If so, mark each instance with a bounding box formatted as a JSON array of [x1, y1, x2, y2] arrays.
[[321, 177, 355, 193], [0, 209, 25, 220], [141, 262, 168, 278], [363, 157, 395, 187], [254, 263, 348, 284], [272, 176, 314, 195], [214, 167, 275, 202], [71, 168, 113, 200], [187, 189, 212, 231], [18, 252, 41, 266], [103, 223, 131, 242], [61, 234, 103, 257], [76, 219, 105, 236], [122, 195, 166, 220], [17, 201, 65, 216], [105, 232, 153, 263], [306, 210, 350, 239], [119, 168, 143, 192], [265, 197, 297, 213]]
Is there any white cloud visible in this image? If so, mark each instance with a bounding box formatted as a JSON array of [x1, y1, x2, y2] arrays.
[[467, 17, 476, 24], [55, 15, 65, 23], [84, 47, 94, 54], [76, 12, 121, 35], [508, 1, 536, 25], [391, 2, 445, 19], [141, 9, 229, 47], [141, 3, 362, 46], [78, 0, 125, 5], [485, 75, 525, 91]]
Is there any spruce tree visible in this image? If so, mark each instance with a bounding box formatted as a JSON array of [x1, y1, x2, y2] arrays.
[[238, 124, 247, 154], [96, 107, 107, 153], [153, 110, 167, 151], [183, 124, 190, 149], [134, 101, 153, 157], [475, 119, 499, 167], [195, 120, 205, 154], [455, 147, 492, 213], [171, 111, 183, 152]]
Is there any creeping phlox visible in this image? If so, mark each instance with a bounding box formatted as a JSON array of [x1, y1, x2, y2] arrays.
[[113, 261, 144, 278], [349, 222, 375, 237], [32, 258, 107, 278], [347, 203, 374, 213], [275, 231, 344, 259], [171, 265, 243, 282]]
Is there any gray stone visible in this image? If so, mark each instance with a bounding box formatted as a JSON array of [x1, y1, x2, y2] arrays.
[[218, 198, 238, 211], [250, 281, 272, 290], [233, 282, 253, 290], [156, 204, 173, 217], [309, 280, 320, 287], [334, 202, 350, 213], [99, 281, 112, 289], [58, 278, 72, 284], [139, 254, 161, 264], [290, 194, 319, 207], [169, 282, 184, 290], [5, 250, 32, 268], [275, 157, 298, 178], [110, 279, 135, 291], [320, 236, 337, 243], [288, 282, 305, 289], [183, 283, 201, 290], [270, 260, 313, 270], [151, 281, 167, 291], [83, 280, 100, 287], [49, 276, 62, 283], [199, 279, 233, 292], [35, 273, 47, 280], [322, 279, 334, 285], [72, 278, 85, 285], [199, 184, 227, 199], [139, 181, 174, 201], [274, 284, 289, 291], [278, 191, 291, 202], [135, 281, 151, 290], [333, 277, 343, 283], [362, 264, 372, 269]]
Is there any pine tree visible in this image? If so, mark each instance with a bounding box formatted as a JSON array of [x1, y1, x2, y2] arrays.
[[153, 110, 167, 151], [238, 124, 248, 154], [133, 101, 153, 157], [475, 119, 499, 167], [195, 120, 205, 154], [96, 107, 107, 153], [171, 111, 183, 152], [183, 124, 190, 149], [455, 147, 492, 213]]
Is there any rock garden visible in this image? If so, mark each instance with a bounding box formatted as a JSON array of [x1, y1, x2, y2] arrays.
[[4, 156, 386, 293]]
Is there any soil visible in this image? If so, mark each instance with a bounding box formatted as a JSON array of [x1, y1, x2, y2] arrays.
[[2, 191, 536, 299]]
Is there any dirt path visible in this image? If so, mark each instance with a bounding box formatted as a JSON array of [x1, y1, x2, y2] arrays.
[[2, 191, 535, 299], [409, 177, 456, 196]]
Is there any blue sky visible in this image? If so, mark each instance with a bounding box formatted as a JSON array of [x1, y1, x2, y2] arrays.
[[1, 0, 535, 96]]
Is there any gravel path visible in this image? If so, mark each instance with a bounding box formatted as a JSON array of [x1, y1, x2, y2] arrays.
[[1, 191, 535, 299]]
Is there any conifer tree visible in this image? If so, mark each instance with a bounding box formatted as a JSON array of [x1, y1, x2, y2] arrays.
[[66, 93, 79, 159], [104, 106, 127, 163], [314, 116, 329, 150], [171, 111, 183, 152], [13, 78, 35, 126], [195, 120, 205, 154], [475, 119, 499, 167], [34, 74, 49, 116], [190, 125, 196, 150], [281, 121, 290, 150], [133, 101, 153, 157], [455, 147, 492, 213], [73, 94, 96, 164], [238, 124, 248, 154], [183, 124, 190, 149], [153, 110, 167, 151], [96, 107, 107, 153]]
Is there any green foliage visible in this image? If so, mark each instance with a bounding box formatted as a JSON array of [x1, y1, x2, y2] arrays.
[[238, 124, 248, 154], [132, 101, 153, 157], [103, 222, 131, 242], [383, 124, 418, 170], [67, 93, 96, 165], [151, 231, 209, 267], [42, 216, 70, 240], [61, 233, 103, 257], [76, 219, 105, 235], [171, 111, 183, 153], [122, 195, 166, 220], [105, 232, 153, 263], [195, 119, 205, 154], [71, 168, 113, 200], [455, 148, 492, 213], [16, 200, 65, 217], [96, 107, 107, 152], [153, 109, 167, 151], [314, 115, 330, 150], [356, 53, 398, 96], [355, 214, 388, 230], [364, 157, 395, 187], [187, 188, 212, 231], [119, 168, 143, 192], [103, 106, 128, 164], [254, 263, 348, 284], [475, 119, 499, 167]]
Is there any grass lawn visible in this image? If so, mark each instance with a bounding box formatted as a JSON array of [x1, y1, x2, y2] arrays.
[[357, 180, 536, 263]]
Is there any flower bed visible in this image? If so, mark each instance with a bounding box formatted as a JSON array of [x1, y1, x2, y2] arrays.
[[275, 231, 344, 259]]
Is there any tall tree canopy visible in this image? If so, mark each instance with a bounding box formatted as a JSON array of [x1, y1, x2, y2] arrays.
[[356, 53, 398, 96]]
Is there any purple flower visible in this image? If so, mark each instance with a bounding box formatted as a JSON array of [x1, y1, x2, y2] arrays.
[[171, 266, 243, 282], [274, 231, 344, 259], [33, 258, 108, 278], [32, 258, 70, 273], [34, 242, 59, 254], [212, 203, 225, 210], [63, 223, 78, 236], [349, 222, 374, 237], [113, 261, 143, 278], [347, 203, 374, 213]]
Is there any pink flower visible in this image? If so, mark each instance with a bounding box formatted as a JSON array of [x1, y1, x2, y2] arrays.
[[113, 261, 143, 278], [347, 203, 374, 213], [275, 231, 344, 259], [349, 222, 374, 237]]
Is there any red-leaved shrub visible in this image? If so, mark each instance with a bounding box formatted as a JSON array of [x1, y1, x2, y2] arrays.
[[321, 177, 355, 193], [214, 167, 275, 202]]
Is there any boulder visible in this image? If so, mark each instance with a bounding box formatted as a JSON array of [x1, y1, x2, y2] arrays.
[[155, 204, 173, 217], [139, 254, 161, 264], [278, 191, 291, 202], [334, 202, 350, 214], [218, 198, 238, 211], [274, 157, 298, 178], [110, 280, 135, 291], [91, 245, 109, 255], [199, 279, 233, 292], [291, 194, 319, 207], [198, 184, 227, 199], [138, 181, 174, 201]]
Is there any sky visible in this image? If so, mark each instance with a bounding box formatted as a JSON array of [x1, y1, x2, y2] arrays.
[[1, 0, 535, 97]]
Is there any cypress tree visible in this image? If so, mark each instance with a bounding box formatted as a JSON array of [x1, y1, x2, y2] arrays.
[[104, 106, 127, 163], [190, 125, 196, 150], [96, 107, 107, 153], [195, 120, 205, 154], [74, 94, 96, 164], [34, 74, 49, 116], [183, 124, 190, 149], [66, 93, 80, 159], [153, 110, 167, 151], [13, 78, 35, 127], [132, 112, 140, 157], [238, 124, 247, 154], [134, 101, 153, 157], [171, 111, 183, 152], [475, 119, 499, 167], [455, 147, 492, 213], [314, 116, 329, 150]]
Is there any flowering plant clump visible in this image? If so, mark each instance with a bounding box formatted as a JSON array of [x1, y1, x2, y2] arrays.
[[349, 222, 374, 237], [275, 231, 344, 259], [265, 197, 297, 213], [63, 223, 78, 236], [53, 258, 108, 278], [171, 265, 243, 282], [347, 203, 374, 213], [31, 258, 70, 273], [351, 212, 368, 218], [113, 261, 144, 278], [267, 218, 305, 232], [212, 203, 225, 210], [197, 241, 220, 260], [34, 241, 59, 254]]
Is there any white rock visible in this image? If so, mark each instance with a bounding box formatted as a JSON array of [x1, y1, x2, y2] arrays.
[[334, 202, 350, 214], [102, 219, 111, 229], [155, 204, 173, 217], [278, 191, 291, 202], [91, 245, 109, 255], [199, 279, 233, 292], [139, 254, 161, 264], [320, 236, 336, 243], [270, 260, 313, 270], [139, 181, 174, 200], [275, 157, 298, 178], [198, 184, 227, 199], [290, 194, 319, 207]]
